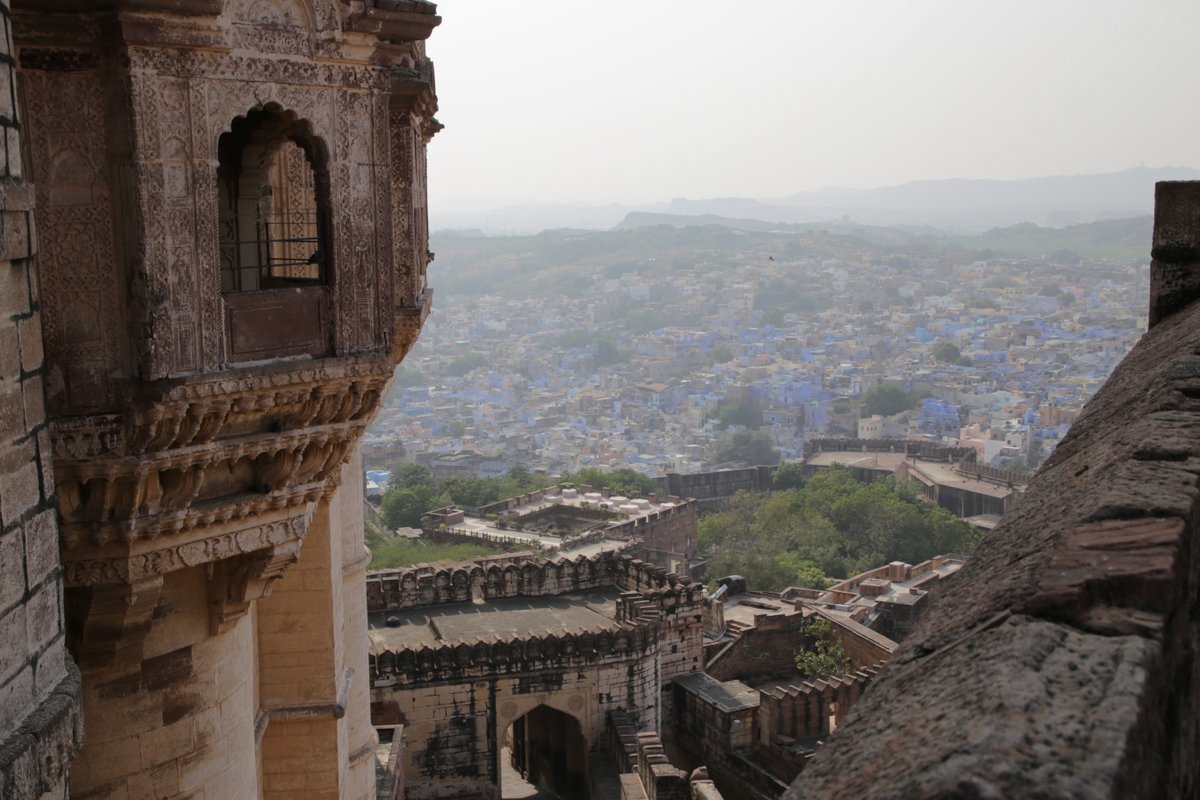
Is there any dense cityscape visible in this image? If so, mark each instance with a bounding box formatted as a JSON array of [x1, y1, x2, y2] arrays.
[[366, 222, 1148, 481]]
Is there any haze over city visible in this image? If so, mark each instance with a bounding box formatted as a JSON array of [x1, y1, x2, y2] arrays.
[[427, 0, 1200, 224]]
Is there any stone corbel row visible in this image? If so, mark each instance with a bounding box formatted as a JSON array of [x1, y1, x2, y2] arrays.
[[62, 506, 313, 588], [49, 369, 390, 459], [57, 427, 355, 546]]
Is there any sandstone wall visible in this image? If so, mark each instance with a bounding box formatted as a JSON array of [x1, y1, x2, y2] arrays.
[[660, 467, 776, 503], [377, 651, 661, 800], [0, 0, 82, 792]]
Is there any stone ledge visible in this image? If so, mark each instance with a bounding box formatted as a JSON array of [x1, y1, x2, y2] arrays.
[[0, 656, 81, 800], [784, 289, 1200, 797]]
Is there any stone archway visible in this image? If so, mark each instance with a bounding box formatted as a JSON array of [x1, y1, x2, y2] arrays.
[[501, 704, 588, 800]]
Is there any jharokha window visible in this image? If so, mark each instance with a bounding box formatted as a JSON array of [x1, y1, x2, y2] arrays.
[[217, 107, 333, 361], [218, 107, 328, 291]]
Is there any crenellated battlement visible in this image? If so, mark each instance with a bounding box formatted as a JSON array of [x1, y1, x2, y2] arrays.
[[369, 623, 662, 686], [366, 550, 701, 612]]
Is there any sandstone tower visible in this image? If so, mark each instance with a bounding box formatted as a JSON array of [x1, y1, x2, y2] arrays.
[[1, 1, 441, 797]]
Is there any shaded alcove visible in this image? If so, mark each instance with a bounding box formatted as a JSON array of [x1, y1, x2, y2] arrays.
[[501, 705, 588, 800]]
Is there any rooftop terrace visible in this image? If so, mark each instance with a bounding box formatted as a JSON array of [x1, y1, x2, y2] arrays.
[[368, 585, 623, 651]]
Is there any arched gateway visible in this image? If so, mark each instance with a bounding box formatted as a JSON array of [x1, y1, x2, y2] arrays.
[[367, 552, 708, 800]]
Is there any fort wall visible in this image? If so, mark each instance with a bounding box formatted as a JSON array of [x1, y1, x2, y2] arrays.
[[0, 0, 82, 793]]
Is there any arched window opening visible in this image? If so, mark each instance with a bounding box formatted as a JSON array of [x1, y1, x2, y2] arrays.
[[218, 108, 328, 292], [216, 107, 333, 362]]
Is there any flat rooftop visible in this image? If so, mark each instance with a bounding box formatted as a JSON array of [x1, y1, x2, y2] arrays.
[[674, 672, 760, 712], [443, 487, 687, 556], [804, 451, 909, 472], [722, 592, 798, 629], [368, 585, 623, 651], [907, 460, 1023, 499]]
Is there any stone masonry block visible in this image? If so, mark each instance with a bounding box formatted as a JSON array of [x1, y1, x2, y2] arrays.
[[33, 637, 66, 699], [21, 377, 43, 431], [0, 324, 16, 380], [0, 604, 24, 685], [1150, 182, 1200, 327], [0, 209, 25, 263], [0, 381, 20, 443], [1153, 182, 1200, 255], [0, 456, 38, 529], [16, 315, 40, 373], [0, 662, 33, 733], [0, 733, 38, 800], [0, 525, 25, 608], [35, 429, 51, 504], [25, 582, 60, 655], [0, 260, 27, 318], [5, 128, 20, 180], [137, 717, 196, 767], [24, 683, 80, 794], [21, 510, 55, 590]]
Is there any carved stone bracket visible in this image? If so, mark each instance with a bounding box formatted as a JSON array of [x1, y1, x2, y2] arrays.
[[66, 574, 164, 670], [207, 542, 303, 635], [346, 1, 441, 42], [391, 288, 432, 363]]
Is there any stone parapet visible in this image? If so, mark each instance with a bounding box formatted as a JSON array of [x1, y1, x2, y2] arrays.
[[803, 438, 975, 462], [784, 183, 1200, 798], [366, 551, 700, 612], [370, 623, 661, 687]]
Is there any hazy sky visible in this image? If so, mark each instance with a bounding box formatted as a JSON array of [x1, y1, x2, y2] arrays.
[[426, 1, 1200, 210]]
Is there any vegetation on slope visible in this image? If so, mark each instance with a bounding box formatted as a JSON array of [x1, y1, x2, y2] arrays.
[[699, 466, 981, 591]]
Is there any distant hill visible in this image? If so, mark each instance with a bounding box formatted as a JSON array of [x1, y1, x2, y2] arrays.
[[430, 167, 1196, 236], [665, 167, 1199, 232], [429, 215, 1152, 300]]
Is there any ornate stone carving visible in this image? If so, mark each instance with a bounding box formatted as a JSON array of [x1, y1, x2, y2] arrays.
[[207, 542, 303, 634], [62, 507, 312, 587], [17, 0, 439, 593]]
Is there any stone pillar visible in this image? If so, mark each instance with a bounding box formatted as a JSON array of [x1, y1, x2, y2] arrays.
[[1149, 181, 1200, 328], [0, 0, 83, 792], [258, 452, 374, 799]]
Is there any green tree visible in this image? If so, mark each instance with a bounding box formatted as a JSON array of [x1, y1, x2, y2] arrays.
[[862, 384, 913, 417], [715, 400, 763, 430], [773, 462, 807, 491], [594, 339, 627, 366], [708, 344, 734, 364], [699, 466, 982, 590], [446, 352, 488, 376], [793, 617, 852, 680], [761, 307, 786, 327], [393, 463, 433, 489], [712, 431, 780, 466], [560, 467, 657, 498], [381, 484, 435, 530], [932, 341, 962, 364]]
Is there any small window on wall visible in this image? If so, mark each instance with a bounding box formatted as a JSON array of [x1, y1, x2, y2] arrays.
[[218, 107, 329, 292]]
